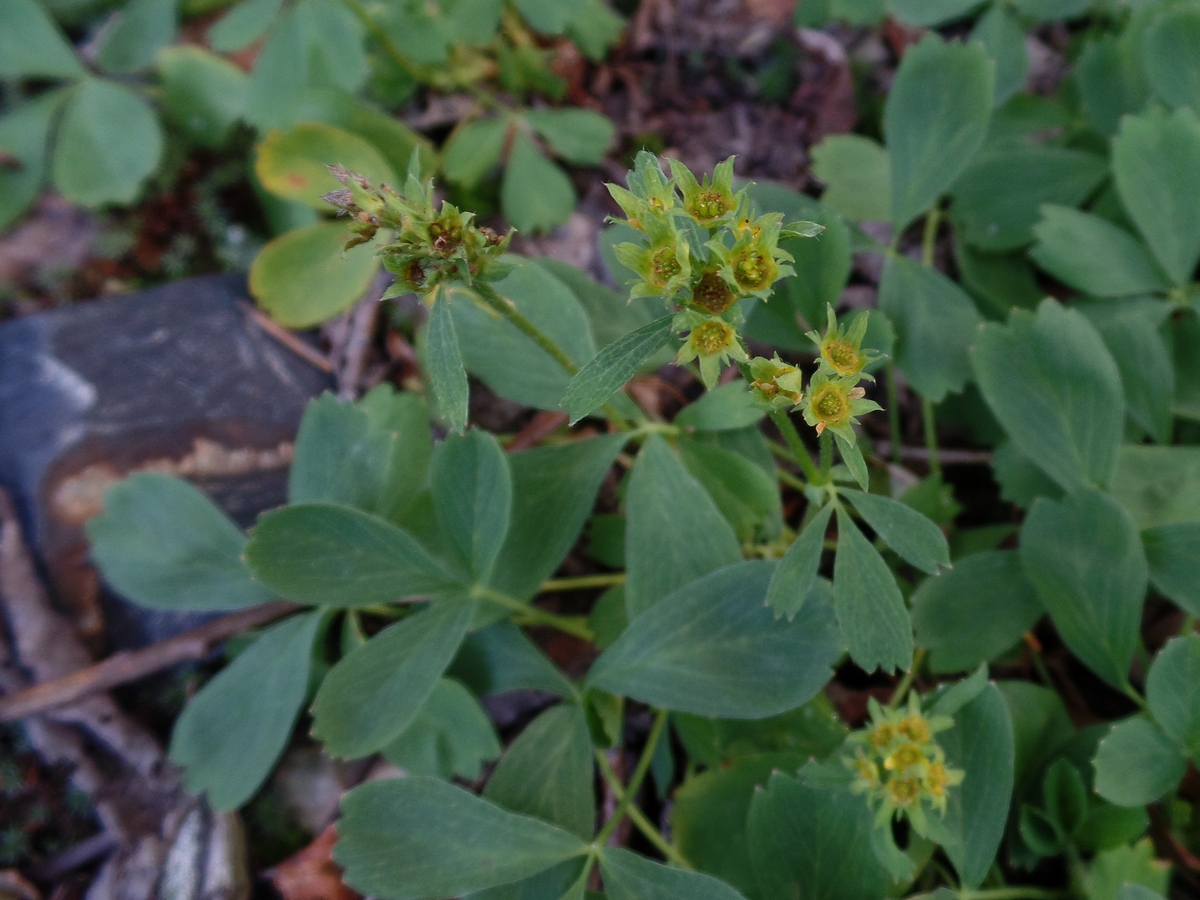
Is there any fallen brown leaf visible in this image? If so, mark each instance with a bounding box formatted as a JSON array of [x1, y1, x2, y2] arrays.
[[266, 825, 358, 900]]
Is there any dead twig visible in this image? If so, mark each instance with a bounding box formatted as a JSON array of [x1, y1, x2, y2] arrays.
[[241, 301, 336, 373], [0, 599, 300, 722], [873, 441, 993, 466]]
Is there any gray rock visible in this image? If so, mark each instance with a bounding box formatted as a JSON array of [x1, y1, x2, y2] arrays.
[[0, 274, 331, 649]]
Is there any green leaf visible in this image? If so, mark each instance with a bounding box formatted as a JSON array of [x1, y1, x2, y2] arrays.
[[1119, 886, 1169, 900], [243, 5, 306, 130], [1146, 635, 1200, 757], [502, 132, 576, 232], [886, 0, 984, 27], [426, 295, 470, 434], [972, 4, 1027, 108], [449, 261, 597, 412], [298, 0, 368, 95], [525, 108, 614, 165], [1145, 523, 1200, 617], [487, 435, 625, 601], [674, 383, 765, 432], [623, 435, 742, 619], [1113, 109, 1200, 287], [747, 771, 892, 900], [563, 314, 674, 424], [381, 677, 500, 780], [1142, 5, 1200, 117], [95, 0, 177, 73], [484, 703, 595, 840], [884, 35, 994, 230], [1087, 841, 1171, 900], [766, 505, 834, 620], [955, 240, 1043, 318], [249, 221, 378, 327], [588, 560, 842, 718], [357, 385, 433, 523], [810, 134, 891, 223], [674, 696, 846, 770], [953, 148, 1107, 252], [1081, 299, 1174, 443], [1010, 0, 1090, 18], [1030, 206, 1168, 297], [87, 473, 274, 612], [52, 79, 163, 207], [514, 0, 586, 32], [312, 600, 474, 758], [296, 89, 436, 177], [1110, 445, 1200, 529], [833, 507, 913, 674], [246, 503, 454, 606], [334, 776, 588, 899], [913, 551, 1042, 673], [600, 847, 747, 900], [841, 488, 950, 574], [1093, 717, 1185, 806], [679, 438, 782, 544], [0, 0, 84, 78], [0, 90, 69, 232], [288, 393, 393, 511], [210, 0, 283, 50], [971, 299, 1125, 493], [452, 620, 577, 698], [939, 683, 1016, 889], [535, 257, 666, 353], [1020, 489, 1148, 690], [1077, 36, 1148, 139], [255, 122, 395, 209], [878, 255, 982, 402], [157, 46, 247, 148], [431, 430, 513, 582], [443, 116, 509, 187], [169, 611, 320, 810]]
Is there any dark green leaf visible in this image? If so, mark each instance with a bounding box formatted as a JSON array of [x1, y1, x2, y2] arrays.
[[427, 293, 470, 434], [0, 0, 84, 78], [96, 0, 176, 73], [1110, 445, 1200, 529], [443, 116, 508, 187], [588, 560, 842, 718], [157, 46, 247, 148], [623, 435, 741, 618], [599, 847, 747, 900], [170, 611, 321, 810], [381, 678, 501, 780], [679, 438, 782, 544], [288, 393, 393, 510], [1112, 109, 1200, 287], [1146, 635, 1200, 757], [971, 3, 1028, 107], [502, 132, 576, 232], [971, 299, 1125, 492], [1030, 206, 1168, 297], [87, 473, 273, 612], [1093, 718, 1185, 806], [1145, 522, 1200, 617], [766, 505, 833, 620], [357, 385, 433, 524], [1076, 36, 1148, 138], [674, 383, 765, 432], [810, 134, 891, 222], [0, 91, 66, 230], [1020, 489, 1148, 690], [209, 0, 283, 51], [842, 488, 950, 574], [52, 79, 163, 207], [747, 771, 892, 900], [311, 599, 475, 758], [1142, 5, 1200, 118], [451, 620, 577, 697], [886, 0, 984, 27], [563, 315, 674, 424], [879, 255, 982, 402], [243, 5, 305, 130], [525, 108, 614, 165], [884, 35, 994, 229], [939, 683, 1016, 890], [485, 703, 595, 840], [431, 430, 513, 582], [246, 503, 454, 606], [514, 0, 586, 33], [334, 776, 588, 899], [913, 551, 1042, 673], [833, 507, 913, 674]]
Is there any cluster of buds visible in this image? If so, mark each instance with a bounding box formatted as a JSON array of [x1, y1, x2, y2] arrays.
[[324, 157, 511, 298], [749, 305, 882, 440], [609, 153, 823, 388], [845, 696, 964, 837]]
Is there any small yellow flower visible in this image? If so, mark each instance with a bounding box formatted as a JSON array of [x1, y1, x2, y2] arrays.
[[887, 776, 922, 808], [691, 269, 737, 314], [883, 742, 927, 774], [868, 721, 897, 752], [898, 715, 932, 745]]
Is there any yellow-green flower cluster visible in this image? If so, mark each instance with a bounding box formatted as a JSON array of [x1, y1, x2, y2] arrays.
[[324, 157, 510, 297], [845, 695, 964, 838], [609, 152, 822, 388]]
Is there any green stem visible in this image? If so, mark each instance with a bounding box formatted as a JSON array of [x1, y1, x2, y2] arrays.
[[921, 398, 942, 480], [886, 361, 902, 465], [958, 891, 1067, 900], [540, 573, 626, 592], [594, 749, 690, 867], [340, 0, 423, 79], [778, 468, 807, 492], [921, 207, 941, 268], [1182, 614, 1196, 636], [768, 410, 821, 484], [819, 430, 832, 484], [595, 709, 670, 847], [474, 587, 595, 640], [887, 648, 927, 710]]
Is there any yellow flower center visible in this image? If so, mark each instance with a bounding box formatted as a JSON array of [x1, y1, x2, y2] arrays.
[[884, 743, 926, 773], [869, 722, 897, 752], [887, 776, 922, 807], [824, 339, 861, 375], [733, 250, 773, 290], [692, 320, 734, 356], [650, 246, 682, 286], [898, 716, 931, 745], [690, 191, 733, 223], [924, 763, 949, 797]]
